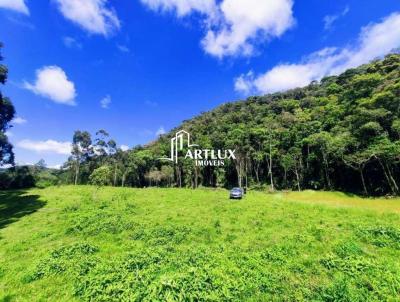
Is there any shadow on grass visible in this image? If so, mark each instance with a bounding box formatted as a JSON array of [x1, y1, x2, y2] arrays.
[[0, 294, 14, 302], [0, 190, 46, 230]]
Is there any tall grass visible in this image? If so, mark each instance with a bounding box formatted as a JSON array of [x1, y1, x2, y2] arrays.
[[1, 186, 400, 301]]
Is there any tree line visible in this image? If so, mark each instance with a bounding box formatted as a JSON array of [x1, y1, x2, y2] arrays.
[[1, 40, 399, 196], [57, 53, 400, 196]]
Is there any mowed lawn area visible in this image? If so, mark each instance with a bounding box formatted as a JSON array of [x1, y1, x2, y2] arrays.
[[1, 187, 400, 301]]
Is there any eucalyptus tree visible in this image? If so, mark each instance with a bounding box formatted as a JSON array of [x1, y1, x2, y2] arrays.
[[71, 130, 92, 185], [0, 43, 15, 166]]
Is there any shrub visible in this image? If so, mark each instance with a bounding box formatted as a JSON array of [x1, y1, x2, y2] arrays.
[[89, 165, 112, 186], [35, 171, 58, 188]]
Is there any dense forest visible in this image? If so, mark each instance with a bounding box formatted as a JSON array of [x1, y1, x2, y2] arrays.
[[1, 53, 400, 196], [53, 53, 400, 196]]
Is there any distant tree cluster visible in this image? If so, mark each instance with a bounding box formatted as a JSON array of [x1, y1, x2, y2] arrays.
[[57, 53, 400, 196], [0, 160, 59, 189]]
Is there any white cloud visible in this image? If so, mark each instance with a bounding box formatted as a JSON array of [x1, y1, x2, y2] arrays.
[[100, 95, 111, 109], [120, 145, 129, 151], [141, 0, 294, 58], [24, 66, 77, 105], [15, 161, 34, 166], [63, 36, 82, 49], [323, 6, 349, 31], [235, 12, 400, 95], [55, 0, 120, 36], [17, 139, 72, 155], [141, 0, 216, 17], [0, 0, 29, 15], [156, 126, 166, 136], [13, 117, 27, 124], [5, 131, 13, 137], [49, 164, 62, 169], [234, 71, 254, 94], [202, 0, 295, 58]]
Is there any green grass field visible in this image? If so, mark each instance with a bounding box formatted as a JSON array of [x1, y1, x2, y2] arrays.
[[1, 186, 400, 301]]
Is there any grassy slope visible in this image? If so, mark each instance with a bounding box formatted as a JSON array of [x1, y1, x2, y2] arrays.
[[1, 186, 400, 301]]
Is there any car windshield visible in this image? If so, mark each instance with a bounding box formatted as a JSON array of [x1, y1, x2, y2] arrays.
[[232, 188, 241, 192]]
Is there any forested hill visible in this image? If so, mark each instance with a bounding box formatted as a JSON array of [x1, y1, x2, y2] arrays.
[[144, 53, 400, 195], [51, 53, 400, 196]]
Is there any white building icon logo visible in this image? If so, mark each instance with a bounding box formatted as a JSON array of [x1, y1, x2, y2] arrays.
[[159, 130, 235, 166], [159, 130, 198, 163]]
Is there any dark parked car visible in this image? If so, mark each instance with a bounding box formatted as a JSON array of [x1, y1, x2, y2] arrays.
[[230, 187, 243, 199]]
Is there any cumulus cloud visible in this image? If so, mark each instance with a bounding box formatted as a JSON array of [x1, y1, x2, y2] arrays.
[[235, 12, 400, 95], [24, 66, 77, 105], [17, 139, 72, 155], [141, 0, 294, 58], [0, 0, 29, 15], [13, 117, 27, 124], [55, 0, 120, 36], [100, 95, 111, 109], [202, 0, 295, 57]]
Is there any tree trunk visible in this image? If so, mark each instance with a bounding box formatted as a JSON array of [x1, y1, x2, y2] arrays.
[[245, 159, 248, 188], [269, 142, 274, 191], [235, 159, 242, 188], [359, 167, 368, 196], [294, 165, 301, 191], [254, 162, 260, 184], [385, 162, 399, 194], [176, 165, 182, 188], [194, 166, 198, 188], [322, 152, 331, 189], [283, 167, 287, 189], [121, 172, 126, 187], [74, 161, 80, 185], [378, 158, 395, 194], [113, 162, 117, 186]]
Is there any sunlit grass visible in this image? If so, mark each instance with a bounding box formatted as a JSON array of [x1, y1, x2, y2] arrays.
[[1, 186, 400, 301], [279, 190, 400, 213]]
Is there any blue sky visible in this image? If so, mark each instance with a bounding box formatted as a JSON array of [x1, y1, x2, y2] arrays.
[[0, 0, 399, 168]]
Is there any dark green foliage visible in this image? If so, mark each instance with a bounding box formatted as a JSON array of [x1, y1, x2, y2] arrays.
[[0, 43, 15, 166], [0, 163, 60, 190], [0, 167, 35, 189], [27, 243, 99, 282], [35, 170, 59, 188], [130, 224, 191, 245], [66, 212, 135, 235], [358, 225, 400, 249]]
